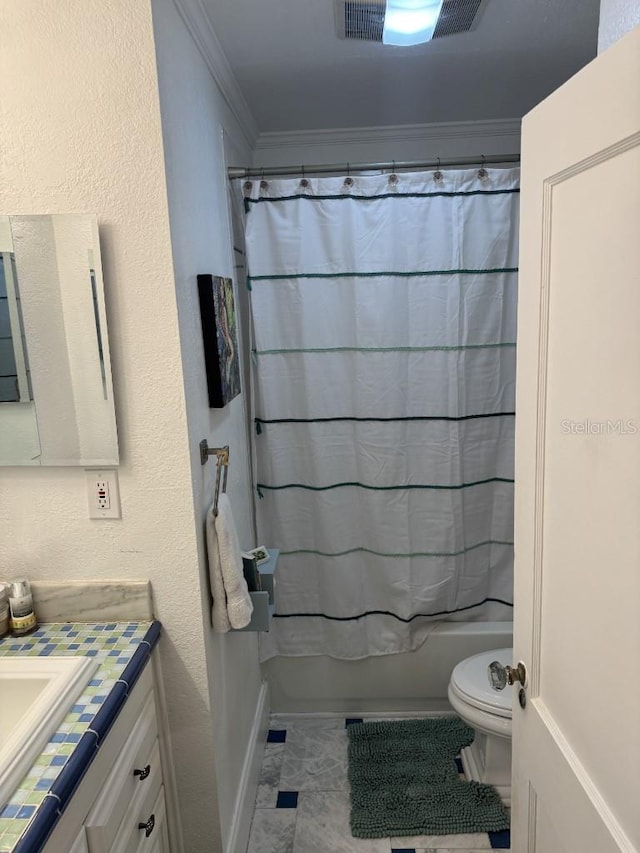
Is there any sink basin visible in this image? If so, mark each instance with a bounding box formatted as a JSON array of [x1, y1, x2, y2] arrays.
[[0, 656, 98, 808]]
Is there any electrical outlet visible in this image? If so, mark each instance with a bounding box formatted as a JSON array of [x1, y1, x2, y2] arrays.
[[96, 479, 110, 509], [86, 469, 121, 519]]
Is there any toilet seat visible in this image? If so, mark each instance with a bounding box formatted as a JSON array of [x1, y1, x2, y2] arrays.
[[449, 648, 513, 720]]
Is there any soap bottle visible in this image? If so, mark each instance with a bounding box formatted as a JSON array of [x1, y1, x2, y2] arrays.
[[9, 578, 38, 636]]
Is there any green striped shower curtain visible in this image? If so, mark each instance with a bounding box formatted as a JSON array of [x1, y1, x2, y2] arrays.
[[244, 168, 519, 659]]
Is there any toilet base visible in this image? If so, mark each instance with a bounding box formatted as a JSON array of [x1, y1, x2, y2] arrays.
[[459, 731, 511, 807]]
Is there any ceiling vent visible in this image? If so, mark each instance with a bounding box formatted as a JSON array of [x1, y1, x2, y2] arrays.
[[336, 0, 484, 42], [341, 1, 386, 41]]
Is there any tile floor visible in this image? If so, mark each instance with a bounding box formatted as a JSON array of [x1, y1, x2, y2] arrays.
[[247, 716, 510, 853]]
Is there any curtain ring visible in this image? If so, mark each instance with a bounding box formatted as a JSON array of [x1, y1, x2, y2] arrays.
[[388, 159, 398, 186], [478, 154, 488, 181], [243, 180, 253, 193], [299, 164, 309, 189], [433, 156, 443, 183], [259, 168, 269, 192], [343, 163, 354, 188]]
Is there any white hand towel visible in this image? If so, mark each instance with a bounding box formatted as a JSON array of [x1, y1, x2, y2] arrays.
[[213, 493, 254, 629], [206, 503, 232, 633]]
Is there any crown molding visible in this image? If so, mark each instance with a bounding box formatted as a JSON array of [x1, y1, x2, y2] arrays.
[[255, 118, 521, 152], [171, 0, 258, 149]]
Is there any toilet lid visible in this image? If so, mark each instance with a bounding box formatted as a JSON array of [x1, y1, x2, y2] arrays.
[[450, 648, 513, 718]]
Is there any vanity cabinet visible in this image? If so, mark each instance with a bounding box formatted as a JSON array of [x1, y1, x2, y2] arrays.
[[43, 654, 174, 853], [68, 832, 88, 853]]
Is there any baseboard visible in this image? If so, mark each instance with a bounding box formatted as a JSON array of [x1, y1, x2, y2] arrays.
[[266, 697, 454, 714], [270, 709, 456, 722], [226, 680, 270, 853]]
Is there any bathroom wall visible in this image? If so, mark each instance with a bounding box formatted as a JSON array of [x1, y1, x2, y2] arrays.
[[150, 1, 265, 850], [0, 2, 260, 851], [598, 0, 640, 53]]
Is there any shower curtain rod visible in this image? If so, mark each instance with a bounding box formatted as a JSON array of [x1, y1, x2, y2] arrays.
[[227, 153, 520, 180]]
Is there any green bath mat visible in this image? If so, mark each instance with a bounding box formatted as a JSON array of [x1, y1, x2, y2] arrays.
[[348, 717, 510, 838]]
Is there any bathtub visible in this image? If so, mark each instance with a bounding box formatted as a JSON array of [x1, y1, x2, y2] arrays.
[[263, 621, 513, 714]]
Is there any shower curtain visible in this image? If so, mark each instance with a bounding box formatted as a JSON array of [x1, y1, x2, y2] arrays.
[[243, 168, 519, 660]]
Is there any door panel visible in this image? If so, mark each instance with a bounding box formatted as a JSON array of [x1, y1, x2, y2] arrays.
[[514, 24, 640, 853], [533, 792, 567, 853], [541, 141, 640, 836]]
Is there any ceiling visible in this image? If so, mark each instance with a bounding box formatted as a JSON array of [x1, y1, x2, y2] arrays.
[[202, 0, 600, 134]]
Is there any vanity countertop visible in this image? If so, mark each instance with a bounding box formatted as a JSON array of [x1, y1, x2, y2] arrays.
[[0, 620, 161, 853]]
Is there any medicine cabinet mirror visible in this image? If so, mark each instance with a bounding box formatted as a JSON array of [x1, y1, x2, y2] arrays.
[[0, 214, 118, 466]]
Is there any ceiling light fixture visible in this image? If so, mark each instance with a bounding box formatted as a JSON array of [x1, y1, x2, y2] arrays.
[[382, 0, 445, 45]]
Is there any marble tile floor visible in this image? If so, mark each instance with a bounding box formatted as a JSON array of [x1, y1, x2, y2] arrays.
[[247, 716, 510, 853]]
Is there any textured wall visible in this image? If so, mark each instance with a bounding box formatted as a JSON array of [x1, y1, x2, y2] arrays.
[[151, 0, 263, 848], [598, 0, 640, 52], [0, 2, 220, 850]]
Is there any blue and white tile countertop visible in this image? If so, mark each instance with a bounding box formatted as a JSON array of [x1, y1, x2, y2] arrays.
[[0, 620, 162, 853]]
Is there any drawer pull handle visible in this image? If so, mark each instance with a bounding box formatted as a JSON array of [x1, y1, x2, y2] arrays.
[[138, 814, 155, 838], [134, 764, 151, 781]]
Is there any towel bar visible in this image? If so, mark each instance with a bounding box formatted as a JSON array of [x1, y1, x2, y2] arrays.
[[200, 440, 229, 516]]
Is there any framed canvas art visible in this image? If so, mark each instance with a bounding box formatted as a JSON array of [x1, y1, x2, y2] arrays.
[[197, 274, 241, 407]]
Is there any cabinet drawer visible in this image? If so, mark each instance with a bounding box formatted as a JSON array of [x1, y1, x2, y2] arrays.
[[114, 777, 165, 853], [145, 807, 169, 853], [136, 786, 168, 853], [85, 692, 158, 853]]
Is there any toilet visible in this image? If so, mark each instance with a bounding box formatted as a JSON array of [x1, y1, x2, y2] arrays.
[[447, 648, 513, 806]]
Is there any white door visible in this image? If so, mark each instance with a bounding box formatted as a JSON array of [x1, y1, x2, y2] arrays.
[[513, 25, 640, 853]]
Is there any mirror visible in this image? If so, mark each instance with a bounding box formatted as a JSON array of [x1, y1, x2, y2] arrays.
[[0, 215, 118, 466]]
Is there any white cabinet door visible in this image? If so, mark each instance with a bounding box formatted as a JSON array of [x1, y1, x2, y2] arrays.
[[85, 692, 158, 853], [513, 24, 640, 853], [69, 829, 89, 853]]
